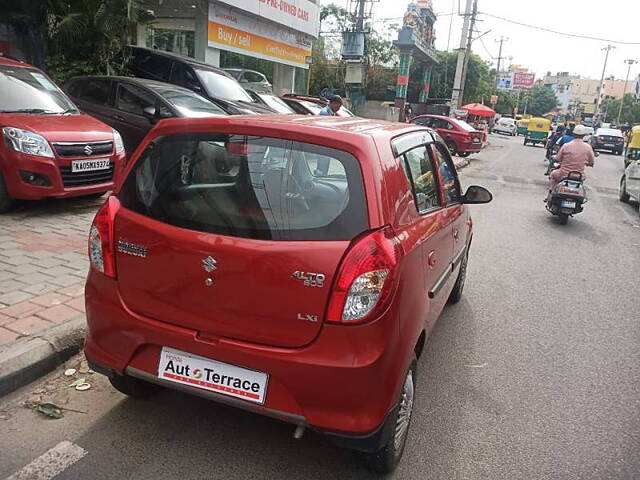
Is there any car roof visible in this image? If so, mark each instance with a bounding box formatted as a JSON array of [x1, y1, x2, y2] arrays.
[[0, 56, 34, 68], [67, 75, 199, 94], [154, 115, 433, 144], [126, 46, 227, 75]]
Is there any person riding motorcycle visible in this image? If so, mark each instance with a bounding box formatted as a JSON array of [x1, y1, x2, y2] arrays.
[[545, 125, 566, 165], [547, 124, 595, 198]]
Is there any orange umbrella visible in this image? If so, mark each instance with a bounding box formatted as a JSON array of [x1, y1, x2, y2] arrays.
[[461, 103, 495, 117]]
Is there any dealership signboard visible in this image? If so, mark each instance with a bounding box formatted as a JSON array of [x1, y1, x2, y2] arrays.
[[216, 0, 320, 37], [513, 72, 535, 88], [208, 2, 315, 68]]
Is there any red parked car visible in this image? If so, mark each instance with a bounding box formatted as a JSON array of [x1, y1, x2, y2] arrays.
[[84, 115, 491, 472], [410, 114, 483, 157], [0, 56, 126, 212]]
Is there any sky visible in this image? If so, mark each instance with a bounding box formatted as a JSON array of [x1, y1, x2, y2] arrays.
[[321, 0, 640, 81]]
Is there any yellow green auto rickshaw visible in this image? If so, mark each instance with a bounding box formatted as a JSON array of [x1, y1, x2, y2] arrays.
[[524, 117, 551, 146], [624, 125, 640, 167], [516, 118, 529, 136]]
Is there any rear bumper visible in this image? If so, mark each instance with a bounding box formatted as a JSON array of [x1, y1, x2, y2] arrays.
[[84, 271, 405, 441], [459, 142, 482, 153], [1, 150, 125, 200]]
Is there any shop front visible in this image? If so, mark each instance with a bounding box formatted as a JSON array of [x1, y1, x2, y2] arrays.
[[138, 0, 319, 95]]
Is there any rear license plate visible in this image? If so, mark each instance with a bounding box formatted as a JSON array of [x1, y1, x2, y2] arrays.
[[472, 138, 480, 143], [604, 143, 614, 147], [561, 200, 576, 208], [158, 347, 268, 404], [71, 158, 110, 173]]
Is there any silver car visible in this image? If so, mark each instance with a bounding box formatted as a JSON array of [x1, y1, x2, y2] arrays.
[[224, 68, 272, 94]]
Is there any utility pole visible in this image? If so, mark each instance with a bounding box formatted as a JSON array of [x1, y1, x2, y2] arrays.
[[617, 59, 637, 124], [450, 0, 473, 110], [459, 0, 479, 105], [595, 44, 615, 120], [495, 36, 508, 88]]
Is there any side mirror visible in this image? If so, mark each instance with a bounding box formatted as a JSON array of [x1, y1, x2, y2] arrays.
[[143, 106, 158, 124], [462, 185, 493, 204]]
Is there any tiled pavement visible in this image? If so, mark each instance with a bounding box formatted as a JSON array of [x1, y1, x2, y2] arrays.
[[0, 195, 105, 348]]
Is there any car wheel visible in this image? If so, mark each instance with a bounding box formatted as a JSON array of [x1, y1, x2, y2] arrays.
[[448, 252, 468, 304], [446, 141, 457, 156], [0, 173, 15, 214], [109, 374, 163, 398], [363, 360, 416, 474], [616, 149, 623, 156], [458, 152, 471, 158], [619, 176, 630, 203], [524, 139, 528, 146], [558, 213, 569, 225]]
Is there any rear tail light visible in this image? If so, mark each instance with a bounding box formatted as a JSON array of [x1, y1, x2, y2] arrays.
[[88, 196, 120, 278], [326, 227, 404, 324]]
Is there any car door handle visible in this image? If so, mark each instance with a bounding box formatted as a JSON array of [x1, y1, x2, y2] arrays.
[[113, 114, 125, 121], [428, 250, 437, 267]]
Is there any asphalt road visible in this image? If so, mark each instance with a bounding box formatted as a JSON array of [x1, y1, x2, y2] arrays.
[[1, 135, 639, 479]]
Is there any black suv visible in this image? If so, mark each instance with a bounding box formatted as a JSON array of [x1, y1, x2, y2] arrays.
[[122, 46, 273, 115]]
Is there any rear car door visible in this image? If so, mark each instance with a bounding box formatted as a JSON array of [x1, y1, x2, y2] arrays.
[[115, 133, 369, 348], [68, 78, 115, 125], [113, 82, 172, 154], [626, 156, 640, 199], [431, 143, 468, 277], [399, 142, 453, 323]]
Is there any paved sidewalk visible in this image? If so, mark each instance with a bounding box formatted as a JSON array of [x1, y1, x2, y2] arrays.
[[0, 196, 104, 348]]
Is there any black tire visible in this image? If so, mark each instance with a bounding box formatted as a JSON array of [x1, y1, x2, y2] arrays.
[[363, 360, 416, 474], [0, 172, 15, 214], [448, 252, 468, 304], [458, 151, 471, 158], [109, 374, 163, 398], [620, 176, 630, 203], [446, 140, 457, 156], [523, 138, 528, 146], [616, 149, 623, 156], [558, 213, 569, 225]]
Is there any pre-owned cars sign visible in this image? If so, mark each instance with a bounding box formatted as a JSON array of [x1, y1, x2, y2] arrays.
[[209, 3, 313, 68], [216, 0, 320, 37]]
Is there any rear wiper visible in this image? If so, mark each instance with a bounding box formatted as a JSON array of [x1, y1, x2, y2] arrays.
[[1, 108, 48, 114]]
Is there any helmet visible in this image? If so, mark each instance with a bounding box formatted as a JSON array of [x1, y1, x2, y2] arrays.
[[573, 124, 589, 136]]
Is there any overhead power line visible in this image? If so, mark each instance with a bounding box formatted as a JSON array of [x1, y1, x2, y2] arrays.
[[479, 12, 640, 45]]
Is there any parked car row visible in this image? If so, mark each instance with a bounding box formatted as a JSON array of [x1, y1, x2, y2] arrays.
[[0, 46, 360, 211], [409, 114, 484, 157]]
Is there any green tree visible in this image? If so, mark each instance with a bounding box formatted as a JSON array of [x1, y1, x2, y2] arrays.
[[601, 94, 640, 125], [526, 85, 559, 116], [0, 0, 53, 68]]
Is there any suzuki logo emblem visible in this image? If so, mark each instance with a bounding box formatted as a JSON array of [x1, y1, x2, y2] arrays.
[[202, 256, 217, 273], [84, 144, 93, 156]]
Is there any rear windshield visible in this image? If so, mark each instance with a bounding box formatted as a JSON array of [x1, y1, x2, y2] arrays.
[[258, 94, 295, 114], [119, 134, 368, 241], [597, 128, 622, 137], [454, 119, 476, 132]]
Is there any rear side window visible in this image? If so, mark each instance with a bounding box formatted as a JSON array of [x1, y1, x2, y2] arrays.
[[119, 134, 368, 241], [76, 79, 111, 105], [137, 54, 170, 80], [402, 145, 441, 213]]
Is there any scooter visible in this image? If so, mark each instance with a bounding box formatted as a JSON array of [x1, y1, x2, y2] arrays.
[[545, 162, 587, 225]]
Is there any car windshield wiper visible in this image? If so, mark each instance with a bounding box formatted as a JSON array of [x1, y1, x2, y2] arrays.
[[1, 108, 49, 114]]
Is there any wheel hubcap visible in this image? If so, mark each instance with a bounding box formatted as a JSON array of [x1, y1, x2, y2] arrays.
[[394, 370, 414, 452]]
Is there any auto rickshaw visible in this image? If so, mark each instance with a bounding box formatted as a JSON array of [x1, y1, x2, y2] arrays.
[[516, 118, 529, 136], [524, 117, 551, 146], [624, 125, 640, 167]]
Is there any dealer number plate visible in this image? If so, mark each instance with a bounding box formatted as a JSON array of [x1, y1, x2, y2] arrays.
[[71, 158, 110, 173], [158, 347, 268, 404]]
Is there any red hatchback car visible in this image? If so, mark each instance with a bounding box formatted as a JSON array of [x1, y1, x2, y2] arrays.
[[84, 115, 491, 472], [0, 57, 126, 212], [410, 114, 483, 157]]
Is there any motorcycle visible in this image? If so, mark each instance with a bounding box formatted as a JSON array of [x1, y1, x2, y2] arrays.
[[546, 162, 587, 225]]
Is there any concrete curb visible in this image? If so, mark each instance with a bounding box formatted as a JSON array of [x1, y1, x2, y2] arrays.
[[0, 315, 86, 397]]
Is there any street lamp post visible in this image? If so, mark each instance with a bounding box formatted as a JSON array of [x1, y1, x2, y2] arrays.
[[617, 59, 638, 125]]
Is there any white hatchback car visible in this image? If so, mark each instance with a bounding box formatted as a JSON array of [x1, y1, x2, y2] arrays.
[[492, 117, 517, 136], [620, 156, 640, 216]]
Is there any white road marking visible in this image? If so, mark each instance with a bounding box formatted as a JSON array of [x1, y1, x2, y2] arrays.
[[6, 441, 87, 480]]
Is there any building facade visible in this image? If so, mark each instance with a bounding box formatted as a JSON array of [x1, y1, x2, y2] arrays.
[[138, 0, 320, 95], [544, 72, 635, 112]]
